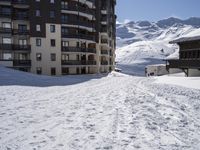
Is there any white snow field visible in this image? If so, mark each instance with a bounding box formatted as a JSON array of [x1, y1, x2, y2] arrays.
[[0, 66, 200, 150]]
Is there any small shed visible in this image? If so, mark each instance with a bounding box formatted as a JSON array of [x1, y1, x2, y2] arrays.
[[145, 64, 168, 76]]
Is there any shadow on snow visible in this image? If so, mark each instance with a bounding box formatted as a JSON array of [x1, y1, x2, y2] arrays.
[[0, 66, 108, 87]]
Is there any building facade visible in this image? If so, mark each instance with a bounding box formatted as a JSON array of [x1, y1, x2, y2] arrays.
[[167, 36, 200, 76], [0, 0, 116, 76]]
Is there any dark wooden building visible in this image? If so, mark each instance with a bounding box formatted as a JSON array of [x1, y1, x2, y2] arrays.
[[167, 36, 200, 76]]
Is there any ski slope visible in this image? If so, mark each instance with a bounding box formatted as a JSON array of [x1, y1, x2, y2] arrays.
[[0, 67, 200, 150]]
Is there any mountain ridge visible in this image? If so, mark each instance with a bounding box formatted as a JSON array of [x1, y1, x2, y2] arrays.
[[116, 17, 200, 75]]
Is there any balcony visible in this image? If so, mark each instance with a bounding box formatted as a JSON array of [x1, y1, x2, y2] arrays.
[[0, 27, 12, 34], [62, 33, 95, 41], [61, 6, 95, 16], [0, 44, 12, 50], [0, 0, 11, 2], [61, 20, 94, 29], [13, 14, 29, 20], [62, 60, 96, 66], [101, 39, 108, 44], [0, 0, 11, 3], [62, 47, 96, 53], [13, 45, 31, 51], [101, 61, 109, 65], [0, 11, 12, 18], [0, 44, 31, 51], [13, 60, 31, 67], [167, 59, 200, 69], [101, 50, 109, 55], [12, 29, 30, 35], [12, 0, 29, 5]]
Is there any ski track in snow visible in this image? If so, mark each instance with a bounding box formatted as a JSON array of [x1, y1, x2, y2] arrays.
[[0, 73, 200, 150]]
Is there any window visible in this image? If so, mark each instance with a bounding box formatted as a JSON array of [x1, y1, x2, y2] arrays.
[[62, 54, 69, 60], [19, 39, 27, 46], [36, 25, 41, 32], [76, 55, 80, 60], [51, 53, 56, 61], [36, 53, 42, 61], [62, 67, 69, 75], [51, 39, 56, 47], [2, 7, 11, 15], [36, 39, 41, 46], [51, 68, 56, 76], [19, 53, 28, 60], [18, 24, 27, 32], [36, 10, 41, 17], [2, 22, 11, 28], [50, 0, 54, 3], [36, 0, 40, 2], [198, 51, 200, 59], [3, 53, 12, 60], [50, 25, 55, 33], [2, 37, 11, 44], [50, 11, 55, 18], [61, 15, 68, 23], [61, 27, 68, 35], [36, 67, 42, 75], [61, 1, 68, 9], [62, 41, 69, 47]]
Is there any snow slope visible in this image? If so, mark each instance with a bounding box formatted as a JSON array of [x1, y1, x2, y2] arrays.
[[116, 17, 200, 75], [0, 67, 200, 150]]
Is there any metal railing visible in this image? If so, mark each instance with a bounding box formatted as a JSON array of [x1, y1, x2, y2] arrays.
[[62, 47, 96, 53], [62, 33, 95, 41], [62, 60, 96, 66], [13, 60, 31, 66], [0, 44, 31, 51], [167, 59, 200, 69]]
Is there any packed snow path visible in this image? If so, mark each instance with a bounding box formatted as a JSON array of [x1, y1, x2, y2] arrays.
[[0, 72, 200, 150]]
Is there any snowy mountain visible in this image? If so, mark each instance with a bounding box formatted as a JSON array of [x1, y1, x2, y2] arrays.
[[116, 17, 200, 75]]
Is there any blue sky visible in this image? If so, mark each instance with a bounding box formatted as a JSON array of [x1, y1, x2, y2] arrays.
[[116, 0, 200, 22]]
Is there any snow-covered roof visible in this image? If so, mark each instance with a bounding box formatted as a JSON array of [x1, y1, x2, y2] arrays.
[[169, 36, 200, 44]]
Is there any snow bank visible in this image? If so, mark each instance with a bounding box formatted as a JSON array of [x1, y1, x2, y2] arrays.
[[155, 75, 200, 90]]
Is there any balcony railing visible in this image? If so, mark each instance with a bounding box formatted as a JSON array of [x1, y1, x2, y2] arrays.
[[0, 44, 12, 50], [13, 60, 31, 67], [61, 20, 94, 28], [62, 60, 96, 66], [0, 0, 11, 2], [62, 6, 95, 16], [101, 61, 109, 65], [167, 59, 200, 69], [0, 44, 31, 51], [62, 33, 95, 41], [12, 29, 30, 35], [101, 28, 108, 33], [12, 0, 29, 5], [13, 45, 31, 51], [0, 27, 12, 33], [62, 46, 96, 53], [0, 12, 12, 18], [101, 39, 108, 44], [13, 14, 29, 20], [101, 50, 109, 55]]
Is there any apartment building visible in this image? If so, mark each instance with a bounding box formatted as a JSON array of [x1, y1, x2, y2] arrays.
[[167, 36, 200, 76], [0, 0, 116, 76]]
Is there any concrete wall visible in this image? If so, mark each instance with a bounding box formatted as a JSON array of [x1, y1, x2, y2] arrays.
[[169, 68, 183, 74], [146, 65, 168, 76], [188, 69, 200, 77], [31, 24, 61, 76]]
